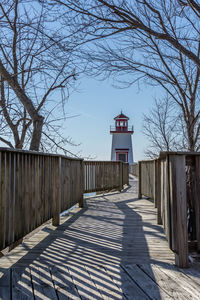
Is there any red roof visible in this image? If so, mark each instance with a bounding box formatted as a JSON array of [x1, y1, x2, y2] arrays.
[[114, 112, 129, 120]]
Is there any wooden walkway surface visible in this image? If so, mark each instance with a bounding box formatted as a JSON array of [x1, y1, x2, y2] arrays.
[[0, 177, 200, 299]]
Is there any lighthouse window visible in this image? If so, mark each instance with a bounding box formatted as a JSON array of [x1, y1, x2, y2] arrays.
[[120, 121, 123, 126]]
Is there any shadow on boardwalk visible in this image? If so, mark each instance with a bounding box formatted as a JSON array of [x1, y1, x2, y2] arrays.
[[0, 177, 200, 299]]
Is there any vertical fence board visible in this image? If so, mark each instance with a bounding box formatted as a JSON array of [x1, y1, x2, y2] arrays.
[[169, 155, 188, 268], [194, 156, 200, 252], [84, 161, 128, 193]]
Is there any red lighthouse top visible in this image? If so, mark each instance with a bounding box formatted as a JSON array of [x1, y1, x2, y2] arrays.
[[110, 111, 134, 134]]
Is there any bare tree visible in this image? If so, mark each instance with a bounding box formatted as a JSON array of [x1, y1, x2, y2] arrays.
[[53, 0, 200, 152], [143, 97, 188, 158], [0, 0, 80, 151], [54, 0, 200, 68]]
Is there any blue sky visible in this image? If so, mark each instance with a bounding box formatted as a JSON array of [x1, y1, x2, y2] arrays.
[[63, 76, 161, 161]]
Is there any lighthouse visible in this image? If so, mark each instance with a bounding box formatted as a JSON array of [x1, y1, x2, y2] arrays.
[[110, 112, 134, 164]]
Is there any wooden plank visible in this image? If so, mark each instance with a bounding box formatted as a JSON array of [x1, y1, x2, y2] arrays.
[[0, 152, 5, 250], [0, 268, 11, 300], [85, 265, 124, 300], [52, 157, 61, 226], [169, 154, 188, 267], [138, 161, 142, 198], [68, 264, 103, 300], [79, 161, 84, 208], [155, 159, 162, 225], [164, 155, 171, 246], [51, 266, 80, 300], [139, 264, 191, 299], [24, 154, 29, 237], [4, 152, 10, 248], [12, 267, 34, 299], [122, 264, 171, 299], [105, 265, 148, 299], [154, 160, 157, 207], [31, 267, 57, 299], [119, 162, 123, 191], [156, 263, 200, 299], [195, 156, 200, 251]]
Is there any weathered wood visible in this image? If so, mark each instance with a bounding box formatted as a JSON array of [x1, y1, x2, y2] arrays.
[[85, 265, 124, 299], [0, 269, 10, 299], [123, 264, 171, 299], [138, 161, 142, 198], [31, 267, 57, 299], [52, 157, 61, 226], [129, 163, 139, 177], [1, 175, 200, 298], [140, 160, 154, 199], [68, 264, 103, 300], [79, 161, 84, 208], [0, 148, 83, 252], [105, 264, 148, 299], [51, 266, 80, 299], [169, 154, 188, 268], [139, 264, 192, 299], [155, 159, 162, 225], [84, 161, 127, 194], [194, 156, 200, 252], [12, 267, 34, 299], [118, 161, 123, 191]]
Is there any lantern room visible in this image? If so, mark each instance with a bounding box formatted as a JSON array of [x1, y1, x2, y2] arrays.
[[110, 112, 134, 164], [110, 112, 134, 134]]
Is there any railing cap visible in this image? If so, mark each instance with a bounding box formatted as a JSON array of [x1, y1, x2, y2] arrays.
[[0, 147, 83, 161], [159, 151, 200, 159], [84, 160, 129, 164]]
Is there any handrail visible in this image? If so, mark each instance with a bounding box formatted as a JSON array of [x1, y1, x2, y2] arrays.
[[0, 148, 129, 252], [0, 148, 84, 251], [137, 152, 200, 268], [84, 161, 129, 193]]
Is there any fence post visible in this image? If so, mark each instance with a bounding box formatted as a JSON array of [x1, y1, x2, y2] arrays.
[[52, 157, 61, 226], [169, 154, 188, 268], [155, 159, 162, 225], [119, 162, 123, 191], [138, 161, 142, 198], [127, 163, 129, 186], [79, 160, 84, 208], [154, 160, 157, 208], [195, 156, 200, 252]]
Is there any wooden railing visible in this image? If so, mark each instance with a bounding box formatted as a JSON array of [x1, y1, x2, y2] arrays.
[[138, 160, 155, 199], [138, 152, 200, 268], [122, 162, 129, 187], [129, 164, 139, 177], [84, 161, 129, 193], [0, 148, 83, 252], [0, 148, 129, 252]]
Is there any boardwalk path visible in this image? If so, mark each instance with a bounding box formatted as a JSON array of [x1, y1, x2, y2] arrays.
[[0, 177, 200, 299]]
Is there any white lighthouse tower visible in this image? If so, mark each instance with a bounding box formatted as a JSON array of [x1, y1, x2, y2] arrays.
[[110, 112, 134, 164]]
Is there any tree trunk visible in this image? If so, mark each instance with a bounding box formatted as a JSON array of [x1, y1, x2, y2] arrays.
[[29, 116, 44, 151], [0, 59, 44, 150]]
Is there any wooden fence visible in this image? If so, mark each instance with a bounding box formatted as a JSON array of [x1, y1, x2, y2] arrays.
[[138, 160, 155, 199], [129, 164, 139, 177], [0, 148, 129, 252], [0, 148, 83, 251], [138, 152, 200, 268], [84, 161, 129, 193]]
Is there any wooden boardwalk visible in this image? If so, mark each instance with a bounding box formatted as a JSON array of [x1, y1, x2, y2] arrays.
[[1, 177, 200, 299]]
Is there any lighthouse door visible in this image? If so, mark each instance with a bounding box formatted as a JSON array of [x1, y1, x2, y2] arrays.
[[117, 153, 127, 163]]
